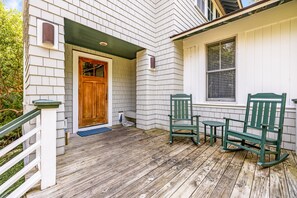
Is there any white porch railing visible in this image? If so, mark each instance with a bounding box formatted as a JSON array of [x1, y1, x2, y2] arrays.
[[0, 100, 60, 198]]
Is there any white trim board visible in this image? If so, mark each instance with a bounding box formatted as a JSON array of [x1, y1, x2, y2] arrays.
[[72, 51, 113, 133]]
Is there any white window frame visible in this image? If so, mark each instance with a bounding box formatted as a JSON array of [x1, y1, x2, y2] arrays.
[[206, 37, 236, 102]]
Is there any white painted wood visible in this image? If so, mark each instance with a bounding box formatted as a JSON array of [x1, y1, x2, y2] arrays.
[[0, 126, 40, 157], [36, 115, 41, 170], [295, 104, 297, 153], [0, 141, 40, 175], [183, 11, 297, 107], [40, 108, 57, 189], [0, 158, 40, 195], [7, 171, 41, 198], [72, 50, 113, 133]]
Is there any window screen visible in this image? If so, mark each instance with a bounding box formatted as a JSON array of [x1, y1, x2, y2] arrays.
[[207, 38, 236, 101]]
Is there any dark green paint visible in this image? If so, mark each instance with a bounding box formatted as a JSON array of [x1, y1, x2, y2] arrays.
[[33, 99, 61, 109], [0, 109, 41, 138], [202, 121, 225, 146], [223, 93, 288, 167], [168, 94, 200, 145], [64, 19, 144, 60]]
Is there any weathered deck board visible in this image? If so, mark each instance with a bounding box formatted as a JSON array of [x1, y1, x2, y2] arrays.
[[210, 150, 247, 198], [26, 127, 297, 198], [229, 151, 258, 198]]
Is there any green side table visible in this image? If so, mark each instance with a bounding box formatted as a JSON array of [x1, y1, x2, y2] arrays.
[[202, 121, 225, 146]]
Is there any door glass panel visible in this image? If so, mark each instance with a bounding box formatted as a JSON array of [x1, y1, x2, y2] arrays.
[[95, 64, 104, 77], [83, 62, 94, 76]]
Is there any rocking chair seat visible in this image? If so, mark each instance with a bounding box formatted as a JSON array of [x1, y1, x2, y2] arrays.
[[227, 129, 277, 145], [172, 124, 198, 130]]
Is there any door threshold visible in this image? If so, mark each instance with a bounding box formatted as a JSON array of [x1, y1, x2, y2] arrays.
[[78, 124, 110, 132]]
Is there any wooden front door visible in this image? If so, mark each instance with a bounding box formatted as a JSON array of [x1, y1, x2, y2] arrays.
[[79, 57, 108, 128]]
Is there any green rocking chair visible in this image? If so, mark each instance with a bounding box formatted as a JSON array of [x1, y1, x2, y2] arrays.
[[168, 94, 200, 145], [223, 93, 288, 167]]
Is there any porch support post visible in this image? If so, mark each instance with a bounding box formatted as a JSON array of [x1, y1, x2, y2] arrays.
[[292, 99, 297, 153], [33, 100, 61, 190]]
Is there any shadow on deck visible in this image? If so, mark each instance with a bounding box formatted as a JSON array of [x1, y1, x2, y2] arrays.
[[26, 126, 297, 198]]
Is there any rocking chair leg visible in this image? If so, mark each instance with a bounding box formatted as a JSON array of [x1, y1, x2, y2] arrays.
[[169, 129, 173, 144], [259, 146, 266, 164], [223, 131, 228, 150], [241, 140, 245, 146]]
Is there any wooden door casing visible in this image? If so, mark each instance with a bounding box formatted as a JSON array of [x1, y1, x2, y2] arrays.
[[79, 57, 108, 128]]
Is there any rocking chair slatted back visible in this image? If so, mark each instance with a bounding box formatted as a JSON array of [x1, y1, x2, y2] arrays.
[[244, 93, 286, 133], [170, 94, 192, 120]]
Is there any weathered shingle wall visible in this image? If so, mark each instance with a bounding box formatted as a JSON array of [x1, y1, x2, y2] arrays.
[[153, 0, 205, 130], [24, 0, 204, 154]]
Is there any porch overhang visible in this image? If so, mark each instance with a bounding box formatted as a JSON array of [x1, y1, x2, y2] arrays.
[[64, 19, 144, 60], [170, 0, 292, 41]]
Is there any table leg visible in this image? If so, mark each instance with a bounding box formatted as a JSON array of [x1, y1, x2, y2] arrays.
[[221, 126, 224, 146], [210, 126, 213, 146], [204, 124, 207, 143], [214, 127, 217, 143]]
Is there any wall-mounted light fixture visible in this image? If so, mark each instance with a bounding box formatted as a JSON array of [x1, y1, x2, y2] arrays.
[[150, 56, 156, 70], [42, 23, 55, 46], [37, 19, 58, 50]]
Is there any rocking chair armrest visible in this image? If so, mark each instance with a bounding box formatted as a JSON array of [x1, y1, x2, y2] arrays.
[[261, 124, 282, 130], [191, 115, 201, 118], [223, 117, 246, 123], [168, 115, 172, 117]]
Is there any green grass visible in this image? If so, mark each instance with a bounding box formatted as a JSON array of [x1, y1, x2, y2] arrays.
[[0, 145, 24, 198]]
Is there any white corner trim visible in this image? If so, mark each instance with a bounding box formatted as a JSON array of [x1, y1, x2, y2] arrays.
[[72, 50, 113, 133]]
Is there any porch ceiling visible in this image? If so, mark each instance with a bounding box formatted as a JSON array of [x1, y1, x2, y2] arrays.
[[64, 19, 144, 60]]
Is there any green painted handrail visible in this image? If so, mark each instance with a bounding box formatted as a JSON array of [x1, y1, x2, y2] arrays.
[[0, 109, 41, 138]]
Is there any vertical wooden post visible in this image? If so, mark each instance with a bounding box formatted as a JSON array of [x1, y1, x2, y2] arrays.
[[33, 100, 61, 190], [293, 99, 297, 153]]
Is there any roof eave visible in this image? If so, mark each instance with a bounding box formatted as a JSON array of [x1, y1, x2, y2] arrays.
[[171, 0, 289, 41]]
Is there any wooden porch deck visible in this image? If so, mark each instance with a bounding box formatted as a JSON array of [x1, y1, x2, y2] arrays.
[[26, 126, 297, 198]]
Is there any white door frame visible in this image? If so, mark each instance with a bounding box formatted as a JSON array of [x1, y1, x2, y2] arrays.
[[73, 50, 113, 133]]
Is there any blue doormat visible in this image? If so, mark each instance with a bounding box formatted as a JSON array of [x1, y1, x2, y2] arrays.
[[77, 127, 112, 137]]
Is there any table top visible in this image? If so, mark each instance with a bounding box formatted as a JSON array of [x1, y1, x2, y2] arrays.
[[202, 120, 225, 127]]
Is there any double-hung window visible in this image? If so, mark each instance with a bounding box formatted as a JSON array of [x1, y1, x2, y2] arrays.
[[207, 38, 236, 101]]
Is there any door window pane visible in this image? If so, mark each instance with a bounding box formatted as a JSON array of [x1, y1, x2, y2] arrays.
[[83, 62, 94, 76], [95, 64, 104, 77]]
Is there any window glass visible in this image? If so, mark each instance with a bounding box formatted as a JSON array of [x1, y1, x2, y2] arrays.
[[207, 0, 213, 21], [207, 38, 236, 100], [207, 44, 220, 71], [83, 62, 94, 76], [221, 39, 235, 69], [208, 70, 235, 99], [95, 64, 104, 77]]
